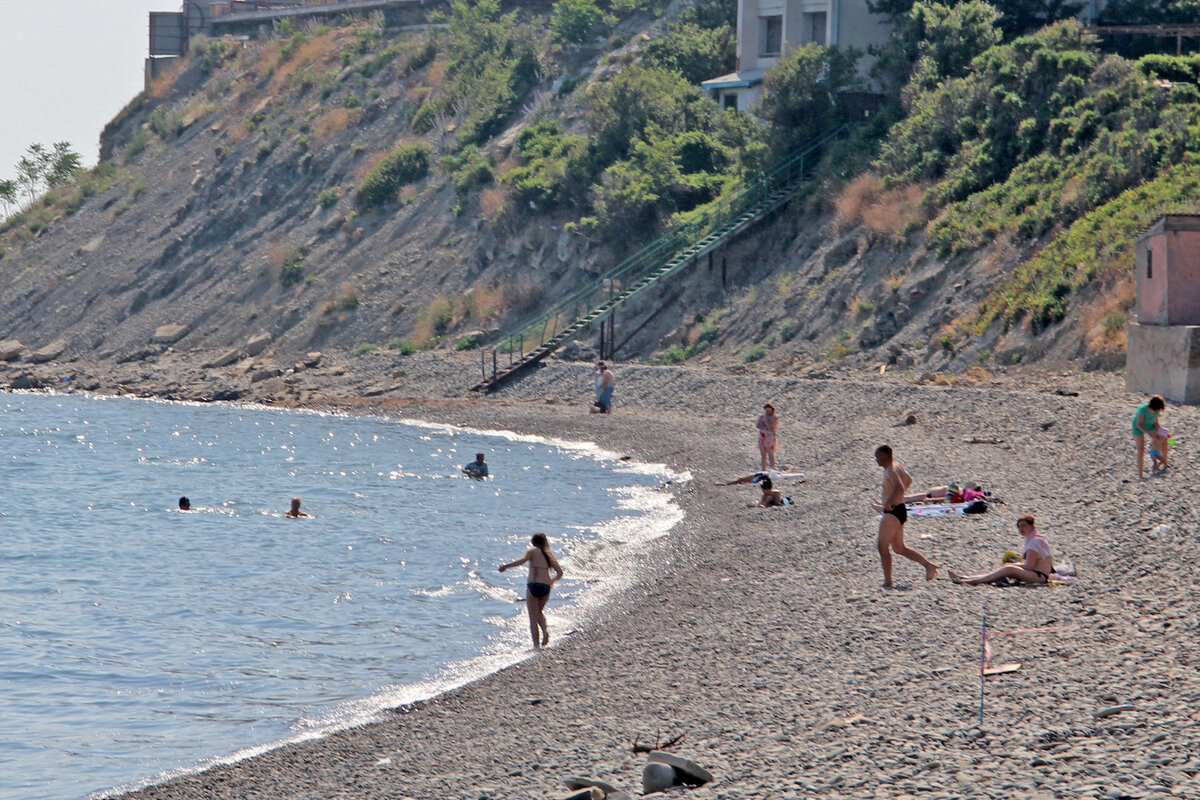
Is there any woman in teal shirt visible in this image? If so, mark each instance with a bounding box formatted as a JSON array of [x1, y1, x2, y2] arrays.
[[1131, 395, 1166, 479]]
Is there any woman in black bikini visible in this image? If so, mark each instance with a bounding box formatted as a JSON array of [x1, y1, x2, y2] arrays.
[[499, 532, 564, 649]]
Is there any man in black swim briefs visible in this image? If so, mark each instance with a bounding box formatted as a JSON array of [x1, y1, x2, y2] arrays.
[[875, 445, 937, 587]]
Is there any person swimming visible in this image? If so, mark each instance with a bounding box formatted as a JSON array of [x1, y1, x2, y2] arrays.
[[284, 497, 310, 518], [178, 496, 191, 511], [462, 453, 489, 478]]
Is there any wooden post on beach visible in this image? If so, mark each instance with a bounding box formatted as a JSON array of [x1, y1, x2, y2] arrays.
[[978, 607, 987, 727]]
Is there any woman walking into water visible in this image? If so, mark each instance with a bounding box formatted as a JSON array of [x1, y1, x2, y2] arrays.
[[757, 402, 779, 471], [499, 532, 564, 649]]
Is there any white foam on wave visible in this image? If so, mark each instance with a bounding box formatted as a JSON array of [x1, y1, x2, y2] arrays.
[[91, 411, 688, 800]]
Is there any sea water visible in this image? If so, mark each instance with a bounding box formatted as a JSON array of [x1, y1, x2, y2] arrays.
[[0, 393, 683, 800]]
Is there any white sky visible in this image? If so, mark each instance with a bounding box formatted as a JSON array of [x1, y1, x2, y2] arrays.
[[0, 0, 169, 178]]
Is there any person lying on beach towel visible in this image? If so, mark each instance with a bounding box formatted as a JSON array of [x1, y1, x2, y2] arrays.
[[949, 515, 1053, 586], [902, 482, 988, 504], [747, 477, 792, 507], [715, 470, 805, 486]]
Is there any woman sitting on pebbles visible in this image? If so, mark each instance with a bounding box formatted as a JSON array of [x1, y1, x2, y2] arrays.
[[949, 515, 1053, 586], [499, 532, 564, 649]]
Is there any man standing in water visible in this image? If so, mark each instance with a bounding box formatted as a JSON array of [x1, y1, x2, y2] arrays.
[[875, 445, 937, 587]]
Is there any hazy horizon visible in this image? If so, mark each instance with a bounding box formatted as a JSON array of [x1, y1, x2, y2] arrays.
[[1, 0, 169, 182]]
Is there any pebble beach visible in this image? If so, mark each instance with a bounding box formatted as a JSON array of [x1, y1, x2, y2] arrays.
[[64, 354, 1197, 800]]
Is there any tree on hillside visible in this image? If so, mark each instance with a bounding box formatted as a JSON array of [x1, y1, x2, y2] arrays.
[[868, 0, 1083, 40], [9, 141, 82, 208], [755, 45, 862, 156], [0, 178, 17, 218]]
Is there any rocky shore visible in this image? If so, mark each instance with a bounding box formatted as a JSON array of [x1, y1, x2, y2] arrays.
[[8, 349, 1196, 800]]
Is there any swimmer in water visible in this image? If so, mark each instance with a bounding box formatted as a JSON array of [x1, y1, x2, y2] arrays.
[[284, 497, 310, 518]]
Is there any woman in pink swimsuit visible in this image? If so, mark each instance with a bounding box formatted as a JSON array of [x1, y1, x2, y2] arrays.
[[757, 402, 779, 471]]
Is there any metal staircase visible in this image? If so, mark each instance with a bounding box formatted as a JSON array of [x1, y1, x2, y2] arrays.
[[471, 123, 857, 393]]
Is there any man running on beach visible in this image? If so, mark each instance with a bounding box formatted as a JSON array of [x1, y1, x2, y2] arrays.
[[875, 445, 937, 587]]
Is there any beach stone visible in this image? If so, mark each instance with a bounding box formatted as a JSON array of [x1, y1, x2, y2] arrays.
[[641, 762, 677, 795], [29, 338, 67, 363], [554, 789, 603, 800], [244, 332, 272, 356], [152, 324, 188, 344], [647, 751, 712, 786], [1095, 704, 1135, 719], [0, 339, 24, 361], [305, 351, 323, 367], [565, 777, 619, 795], [250, 365, 284, 383], [79, 233, 105, 254], [206, 347, 243, 368]]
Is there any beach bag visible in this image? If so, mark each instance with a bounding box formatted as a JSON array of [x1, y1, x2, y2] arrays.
[[964, 499, 989, 514]]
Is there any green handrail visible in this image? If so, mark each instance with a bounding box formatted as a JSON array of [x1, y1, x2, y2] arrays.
[[486, 122, 857, 366]]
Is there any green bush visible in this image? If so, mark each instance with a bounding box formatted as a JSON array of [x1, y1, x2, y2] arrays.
[[455, 333, 483, 350], [442, 146, 494, 213], [743, 345, 766, 362], [551, 0, 608, 43], [352, 343, 379, 356], [316, 186, 341, 209], [148, 106, 185, 140], [641, 21, 735, 84], [756, 44, 862, 157], [389, 338, 420, 355], [503, 121, 594, 206], [357, 143, 431, 208]]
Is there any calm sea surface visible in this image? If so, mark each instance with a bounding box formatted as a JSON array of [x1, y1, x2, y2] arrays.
[[0, 393, 682, 800]]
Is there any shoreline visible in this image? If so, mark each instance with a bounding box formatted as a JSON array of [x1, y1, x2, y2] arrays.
[[17, 355, 1200, 799]]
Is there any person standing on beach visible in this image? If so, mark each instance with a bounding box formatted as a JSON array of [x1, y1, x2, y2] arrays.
[[499, 532, 564, 649], [1131, 395, 1167, 478], [757, 402, 779, 471], [593, 362, 615, 413], [874, 445, 937, 587]]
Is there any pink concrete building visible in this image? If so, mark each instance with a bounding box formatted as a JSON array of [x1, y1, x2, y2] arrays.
[[1127, 213, 1200, 403]]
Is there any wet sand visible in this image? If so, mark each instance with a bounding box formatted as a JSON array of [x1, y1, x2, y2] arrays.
[[98, 360, 1200, 800]]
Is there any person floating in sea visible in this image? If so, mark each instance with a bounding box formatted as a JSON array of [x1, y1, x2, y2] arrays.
[[593, 362, 615, 413], [284, 497, 310, 518], [178, 496, 191, 511], [1131, 394, 1167, 479], [498, 531, 564, 649], [756, 402, 779, 472], [462, 452, 489, 479], [949, 515, 1053, 586], [874, 445, 938, 587]]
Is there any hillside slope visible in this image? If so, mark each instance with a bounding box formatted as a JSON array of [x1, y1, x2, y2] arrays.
[[1, 6, 1198, 385]]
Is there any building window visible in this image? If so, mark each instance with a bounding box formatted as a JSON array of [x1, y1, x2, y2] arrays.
[[803, 11, 827, 45], [723, 93, 738, 111], [1147, 248, 1153, 279], [759, 15, 782, 57]]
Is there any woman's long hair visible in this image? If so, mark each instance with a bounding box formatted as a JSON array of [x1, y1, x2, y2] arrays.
[[530, 532, 560, 571]]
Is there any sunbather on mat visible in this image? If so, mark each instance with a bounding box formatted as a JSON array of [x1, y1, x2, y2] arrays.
[[949, 515, 1053, 586]]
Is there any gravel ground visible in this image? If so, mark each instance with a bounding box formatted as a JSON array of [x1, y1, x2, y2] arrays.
[[26, 352, 1196, 800]]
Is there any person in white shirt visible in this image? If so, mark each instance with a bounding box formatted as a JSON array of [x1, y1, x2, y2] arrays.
[[949, 515, 1053, 585]]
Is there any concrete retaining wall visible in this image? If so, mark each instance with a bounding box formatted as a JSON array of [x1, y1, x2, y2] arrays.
[[1125, 322, 1200, 404]]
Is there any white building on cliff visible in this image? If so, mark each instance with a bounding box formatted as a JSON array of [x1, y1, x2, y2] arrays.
[[700, 0, 891, 111]]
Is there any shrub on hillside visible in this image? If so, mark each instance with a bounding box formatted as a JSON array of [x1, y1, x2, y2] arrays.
[[503, 121, 594, 206], [551, 0, 609, 43], [641, 21, 735, 84], [356, 143, 431, 208], [755, 44, 862, 156]]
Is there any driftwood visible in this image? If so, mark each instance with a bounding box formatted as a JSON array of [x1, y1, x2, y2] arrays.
[[631, 731, 685, 754], [964, 436, 1004, 444]]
